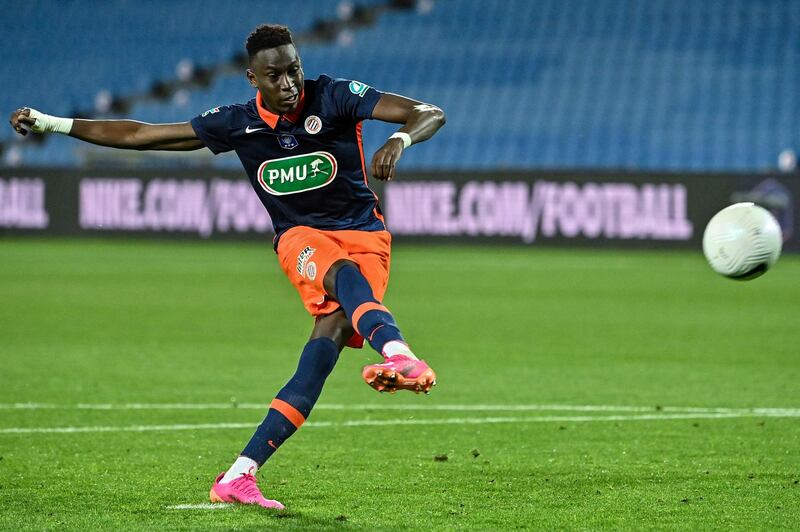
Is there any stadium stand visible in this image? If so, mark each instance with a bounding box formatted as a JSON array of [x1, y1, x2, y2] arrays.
[[3, 0, 798, 171]]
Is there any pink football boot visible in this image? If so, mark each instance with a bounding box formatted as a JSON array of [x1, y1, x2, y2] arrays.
[[362, 355, 437, 394], [209, 472, 285, 509]]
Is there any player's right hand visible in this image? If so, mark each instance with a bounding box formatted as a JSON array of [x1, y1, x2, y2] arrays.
[[9, 107, 36, 136]]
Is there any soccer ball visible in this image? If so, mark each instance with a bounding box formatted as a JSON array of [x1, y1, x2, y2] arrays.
[[702, 202, 782, 280]]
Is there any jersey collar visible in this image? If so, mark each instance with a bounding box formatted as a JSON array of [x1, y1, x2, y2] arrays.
[[255, 90, 306, 129]]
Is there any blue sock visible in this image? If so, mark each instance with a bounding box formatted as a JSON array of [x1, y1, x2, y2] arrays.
[[241, 337, 339, 465], [334, 264, 404, 354]]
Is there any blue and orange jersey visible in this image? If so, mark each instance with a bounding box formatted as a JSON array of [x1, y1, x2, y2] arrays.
[[190, 74, 385, 244]]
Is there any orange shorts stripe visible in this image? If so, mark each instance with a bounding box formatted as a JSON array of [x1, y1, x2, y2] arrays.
[[351, 302, 389, 337], [269, 398, 306, 429]]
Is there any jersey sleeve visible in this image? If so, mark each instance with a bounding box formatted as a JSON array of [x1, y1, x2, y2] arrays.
[[190, 106, 235, 154], [326, 78, 383, 121]]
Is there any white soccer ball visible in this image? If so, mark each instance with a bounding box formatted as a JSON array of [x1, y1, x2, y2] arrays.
[[702, 202, 782, 280]]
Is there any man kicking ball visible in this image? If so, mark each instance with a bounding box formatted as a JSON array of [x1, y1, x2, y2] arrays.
[[9, 24, 445, 509]]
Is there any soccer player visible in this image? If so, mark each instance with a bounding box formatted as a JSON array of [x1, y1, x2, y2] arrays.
[[9, 24, 445, 509]]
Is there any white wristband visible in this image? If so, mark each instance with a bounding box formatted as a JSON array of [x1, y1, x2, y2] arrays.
[[389, 132, 412, 149], [27, 108, 74, 135]]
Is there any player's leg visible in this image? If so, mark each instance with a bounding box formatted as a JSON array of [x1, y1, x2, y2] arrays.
[[210, 311, 351, 509], [323, 259, 408, 356], [228, 311, 349, 467], [324, 259, 436, 394]]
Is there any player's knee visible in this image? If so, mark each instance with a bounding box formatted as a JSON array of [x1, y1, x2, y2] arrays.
[[331, 320, 355, 351], [310, 311, 354, 351]]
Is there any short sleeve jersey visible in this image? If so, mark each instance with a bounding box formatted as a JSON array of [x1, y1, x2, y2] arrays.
[[190, 75, 385, 243]]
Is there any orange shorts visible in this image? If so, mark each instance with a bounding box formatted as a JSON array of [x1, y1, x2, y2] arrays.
[[276, 226, 392, 320]]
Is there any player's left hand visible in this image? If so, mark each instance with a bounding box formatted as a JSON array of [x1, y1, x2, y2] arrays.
[[370, 138, 404, 181]]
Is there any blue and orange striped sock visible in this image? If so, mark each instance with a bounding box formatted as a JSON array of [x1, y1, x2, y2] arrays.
[[240, 337, 339, 466], [334, 264, 405, 355]]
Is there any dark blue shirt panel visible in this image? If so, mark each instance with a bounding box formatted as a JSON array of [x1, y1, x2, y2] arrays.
[[190, 75, 384, 242], [190, 105, 238, 154], [326, 78, 382, 122]]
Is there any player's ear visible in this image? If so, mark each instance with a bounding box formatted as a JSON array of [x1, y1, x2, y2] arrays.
[[246, 69, 258, 88]]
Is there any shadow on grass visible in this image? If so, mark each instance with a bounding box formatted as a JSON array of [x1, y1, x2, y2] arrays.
[[233, 507, 391, 530]]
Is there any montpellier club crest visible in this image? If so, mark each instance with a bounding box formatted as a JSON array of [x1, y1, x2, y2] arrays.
[[304, 115, 322, 134]]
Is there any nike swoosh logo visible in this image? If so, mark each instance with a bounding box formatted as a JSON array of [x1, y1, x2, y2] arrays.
[[245, 126, 265, 134]]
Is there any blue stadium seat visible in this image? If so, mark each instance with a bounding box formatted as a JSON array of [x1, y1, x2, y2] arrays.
[[4, 0, 798, 171]]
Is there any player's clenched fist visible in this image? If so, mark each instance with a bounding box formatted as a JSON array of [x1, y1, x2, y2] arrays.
[[8, 107, 73, 136], [370, 137, 405, 181], [9, 107, 35, 136]]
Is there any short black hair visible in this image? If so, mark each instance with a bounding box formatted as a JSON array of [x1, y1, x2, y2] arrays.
[[246, 24, 294, 59]]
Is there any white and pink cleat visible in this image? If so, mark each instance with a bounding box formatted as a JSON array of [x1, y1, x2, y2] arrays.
[[362, 355, 437, 394], [209, 472, 285, 510]]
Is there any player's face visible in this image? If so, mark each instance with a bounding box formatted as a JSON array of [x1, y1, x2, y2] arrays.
[[247, 44, 304, 115]]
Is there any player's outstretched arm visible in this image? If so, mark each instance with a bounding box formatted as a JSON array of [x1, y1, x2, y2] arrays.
[[8, 107, 204, 151], [369, 94, 445, 181]]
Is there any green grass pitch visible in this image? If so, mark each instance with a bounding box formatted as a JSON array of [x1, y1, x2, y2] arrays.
[[1, 238, 798, 530]]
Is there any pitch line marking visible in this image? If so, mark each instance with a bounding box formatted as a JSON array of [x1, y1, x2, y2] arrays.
[[0, 422, 255, 434], [1, 402, 799, 416], [168, 503, 232, 510], [1, 411, 799, 435]]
